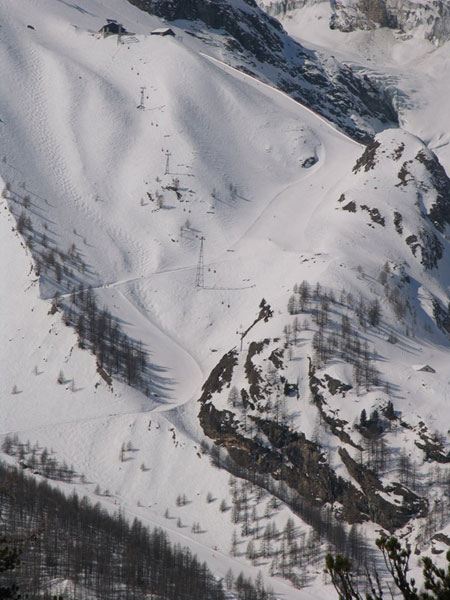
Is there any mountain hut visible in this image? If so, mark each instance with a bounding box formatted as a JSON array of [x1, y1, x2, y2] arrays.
[[99, 22, 127, 37], [151, 28, 175, 37]]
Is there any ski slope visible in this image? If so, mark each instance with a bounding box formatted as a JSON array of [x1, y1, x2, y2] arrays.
[[3, 0, 450, 597]]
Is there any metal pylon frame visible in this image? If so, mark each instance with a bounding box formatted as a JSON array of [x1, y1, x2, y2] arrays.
[[137, 86, 146, 110], [195, 236, 205, 289]]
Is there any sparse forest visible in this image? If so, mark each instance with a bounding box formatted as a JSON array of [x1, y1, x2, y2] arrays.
[[63, 285, 148, 389], [0, 460, 276, 600], [4, 182, 149, 393], [288, 280, 380, 389], [205, 441, 372, 586]]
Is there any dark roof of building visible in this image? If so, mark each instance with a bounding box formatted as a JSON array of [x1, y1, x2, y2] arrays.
[[417, 364, 436, 373], [151, 28, 175, 36]]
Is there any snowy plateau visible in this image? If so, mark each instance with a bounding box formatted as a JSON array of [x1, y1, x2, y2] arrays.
[[3, 0, 450, 598]]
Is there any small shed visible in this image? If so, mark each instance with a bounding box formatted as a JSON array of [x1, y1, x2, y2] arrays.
[[151, 28, 175, 37], [99, 22, 127, 37]]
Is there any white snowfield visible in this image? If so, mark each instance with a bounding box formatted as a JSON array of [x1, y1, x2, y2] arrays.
[[2, 0, 450, 598]]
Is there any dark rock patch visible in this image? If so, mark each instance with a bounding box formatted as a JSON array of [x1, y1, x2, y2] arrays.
[[394, 211, 403, 235], [353, 140, 381, 173], [342, 201, 357, 213], [396, 161, 413, 187], [199, 349, 238, 403], [361, 205, 385, 226]]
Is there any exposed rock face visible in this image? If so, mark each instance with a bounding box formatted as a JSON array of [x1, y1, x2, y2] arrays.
[[199, 393, 372, 525], [308, 361, 360, 450], [198, 339, 428, 532], [128, 0, 286, 62], [199, 349, 239, 403], [259, 0, 324, 19], [126, 0, 398, 141], [339, 448, 427, 530], [330, 0, 450, 45], [259, 0, 450, 45], [341, 130, 450, 271], [330, 0, 397, 31], [415, 150, 450, 233]]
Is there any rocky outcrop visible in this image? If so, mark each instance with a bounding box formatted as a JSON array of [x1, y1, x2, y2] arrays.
[[245, 340, 270, 402], [345, 131, 450, 271], [352, 139, 381, 173], [339, 448, 428, 531], [259, 0, 324, 19], [199, 349, 239, 404], [259, 0, 450, 45], [308, 360, 361, 450], [330, 0, 397, 31], [199, 396, 371, 524], [415, 150, 450, 233], [432, 299, 450, 338], [128, 0, 286, 62], [198, 347, 428, 531], [330, 0, 450, 45], [414, 420, 450, 464], [126, 0, 398, 141]]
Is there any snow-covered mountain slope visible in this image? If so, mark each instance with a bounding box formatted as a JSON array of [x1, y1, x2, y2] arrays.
[[263, 0, 450, 175], [3, 0, 450, 597], [125, 0, 398, 142], [197, 127, 450, 539]]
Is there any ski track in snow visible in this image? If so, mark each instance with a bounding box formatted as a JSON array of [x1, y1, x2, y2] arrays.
[[201, 53, 364, 147]]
